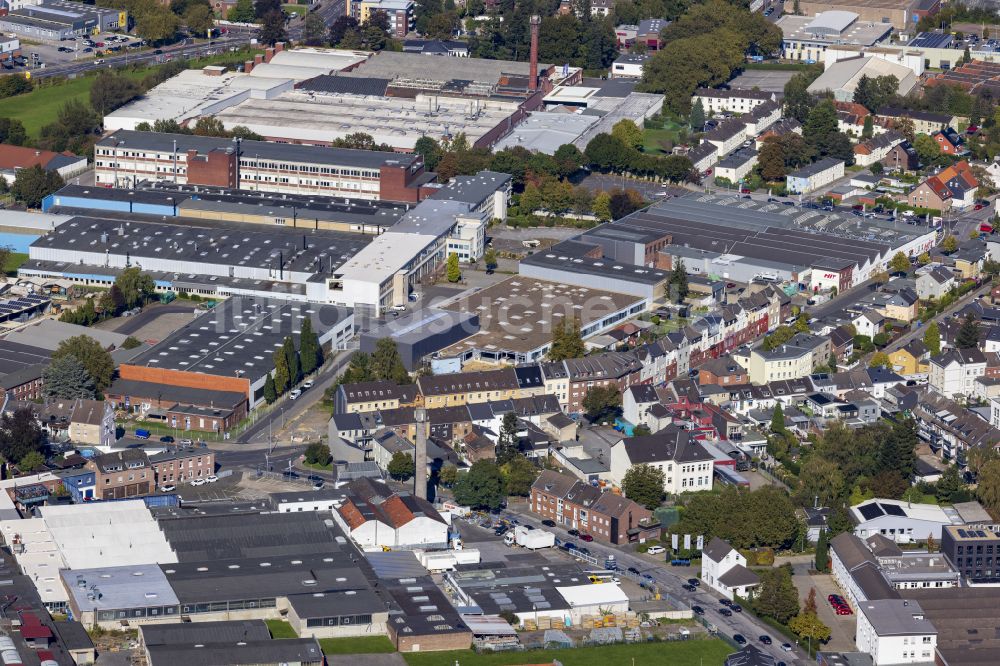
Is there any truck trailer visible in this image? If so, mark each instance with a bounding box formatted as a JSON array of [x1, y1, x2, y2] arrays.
[[504, 525, 555, 549]]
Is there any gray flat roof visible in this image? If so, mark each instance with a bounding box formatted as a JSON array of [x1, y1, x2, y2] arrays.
[[98, 130, 419, 171], [360, 308, 479, 346], [62, 564, 179, 612], [140, 620, 271, 646], [147, 638, 323, 666], [858, 599, 936, 636], [33, 216, 371, 276], [126, 297, 350, 383], [430, 171, 510, 207]]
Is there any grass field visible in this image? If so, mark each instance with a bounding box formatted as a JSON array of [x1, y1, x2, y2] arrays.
[[283, 3, 307, 14], [0, 68, 150, 139], [319, 636, 396, 655], [402, 640, 733, 666], [4, 253, 27, 276], [264, 619, 298, 639], [642, 122, 685, 154]]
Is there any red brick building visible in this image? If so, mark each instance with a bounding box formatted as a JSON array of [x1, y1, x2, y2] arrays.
[[530, 470, 659, 545]]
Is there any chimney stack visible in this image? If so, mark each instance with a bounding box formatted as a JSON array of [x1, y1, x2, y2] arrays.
[[275, 41, 285, 53], [529, 15, 540, 92], [254, 54, 264, 66], [244, 60, 254, 73], [264, 47, 275, 63], [414, 409, 428, 501]]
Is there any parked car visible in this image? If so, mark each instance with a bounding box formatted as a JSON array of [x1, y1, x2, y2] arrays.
[[733, 634, 747, 645], [289, 389, 302, 400], [781, 643, 793, 652], [205, 475, 218, 483], [692, 606, 705, 615], [568, 529, 580, 537], [687, 578, 700, 587], [646, 545, 666, 555], [135, 429, 151, 439], [627, 567, 640, 575], [190, 478, 206, 487], [178, 438, 193, 445], [719, 608, 733, 617], [302, 379, 314, 389], [160, 435, 174, 443], [759, 635, 772, 645], [580, 533, 594, 542], [682, 584, 696, 592], [159, 484, 176, 492], [731, 604, 742, 613], [671, 558, 691, 566], [541, 519, 556, 527], [720, 599, 732, 607]]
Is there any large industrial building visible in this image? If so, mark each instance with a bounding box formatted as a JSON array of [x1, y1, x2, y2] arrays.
[[119, 296, 353, 406], [793, 0, 932, 30], [522, 194, 936, 293], [777, 10, 893, 61], [93, 130, 436, 203], [0, 0, 125, 40]]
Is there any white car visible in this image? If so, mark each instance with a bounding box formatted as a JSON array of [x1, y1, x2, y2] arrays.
[[178, 438, 193, 446], [301, 380, 314, 390], [205, 475, 218, 483], [289, 389, 302, 400], [190, 478, 206, 487], [159, 484, 176, 492], [646, 545, 666, 555]]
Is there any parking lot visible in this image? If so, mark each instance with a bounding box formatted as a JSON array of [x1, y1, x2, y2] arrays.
[[792, 566, 857, 651], [11, 33, 144, 71]]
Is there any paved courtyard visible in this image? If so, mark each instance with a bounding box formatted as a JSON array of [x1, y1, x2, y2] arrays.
[[792, 564, 857, 652]]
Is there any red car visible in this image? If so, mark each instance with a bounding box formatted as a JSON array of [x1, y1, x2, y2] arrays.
[[740, 188, 751, 194], [580, 534, 594, 542], [975, 204, 985, 211]]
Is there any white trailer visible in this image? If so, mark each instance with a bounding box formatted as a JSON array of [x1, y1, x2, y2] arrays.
[[514, 526, 555, 550]]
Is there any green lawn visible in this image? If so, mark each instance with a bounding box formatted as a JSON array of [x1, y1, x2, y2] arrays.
[[4, 253, 27, 276], [401, 640, 733, 666], [0, 68, 150, 139], [643, 122, 684, 155], [283, 3, 307, 14], [265, 620, 298, 639], [319, 636, 396, 655]]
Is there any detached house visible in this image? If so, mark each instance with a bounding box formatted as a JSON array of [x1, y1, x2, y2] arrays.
[[67, 399, 114, 448], [854, 130, 905, 167], [916, 266, 956, 301], [701, 537, 760, 600], [608, 426, 715, 495], [889, 339, 930, 377], [907, 161, 978, 212]]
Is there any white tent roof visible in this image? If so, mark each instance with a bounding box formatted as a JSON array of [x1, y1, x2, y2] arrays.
[[556, 583, 629, 608]]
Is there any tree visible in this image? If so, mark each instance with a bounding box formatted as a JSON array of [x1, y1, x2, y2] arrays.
[[495, 411, 521, 466], [582, 385, 622, 423], [304, 441, 331, 465], [611, 119, 643, 150], [869, 351, 891, 369], [114, 267, 156, 310], [121, 336, 142, 350], [193, 116, 229, 137], [757, 138, 787, 181], [185, 3, 215, 35], [633, 424, 652, 436], [622, 464, 666, 509], [889, 251, 911, 274], [956, 312, 981, 349], [273, 347, 290, 395], [977, 459, 1000, 517], [227, 0, 255, 22], [503, 456, 538, 496], [593, 191, 612, 221], [263, 372, 277, 404], [815, 530, 829, 571], [913, 133, 942, 165], [299, 316, 321, 375], [667, 258, 689, 304], [796, 457, 844, 507], [303, 11, 327, 45], [453, 460, 506, 509], [935, 464, 965, 503], [51, 336, 114, 393], [18, 450, 45, 473], [923, 320, 941, 355], [548, 317, 585, 362], [11, 165, 63, 209], [771, 403, 786, 433], [690, 98, 706, 131], [439, 463, 458, 488], [388, 451, 416, 481], [254, 0, 281, 17], [329, 15, 360, 46], [0, 408, 45, 465], [862, 115, 874, 139], [259, 9, 288, 45], [42, 355, 96, 399], [483, 248, 498, 270], [414, 135, 443, 171], [789, 611, 831, 645], [446, 252, 461, 283], [804, 99, 838, 152], [371, 338, 409, 384], [0, 118, 26, 147], [0, 76, 31, 100], [754, 565, 800, 623], [282, 335, 300, 386], [90, 70, 140, 117], [361, 10, 391, 50], [942, 235, 959, 253]]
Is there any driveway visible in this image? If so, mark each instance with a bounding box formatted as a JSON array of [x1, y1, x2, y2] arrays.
[[791, 563, 856, 652]]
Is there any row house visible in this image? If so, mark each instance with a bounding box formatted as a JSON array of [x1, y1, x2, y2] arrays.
[[530, 469, 659, 545], [85, 446, 217, 499], [334, 381, 418, 414], [417, 368, 522, 408], [929, 348, 987, 399], [915, 388, 1000, 467], [561, 352, 643, 414]]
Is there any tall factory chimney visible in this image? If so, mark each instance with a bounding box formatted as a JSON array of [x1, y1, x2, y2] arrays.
[[414, 408, 428, 500], [529, 15, 541, 91]]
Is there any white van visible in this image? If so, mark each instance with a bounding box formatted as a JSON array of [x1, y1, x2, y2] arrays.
[[646, 545, 666, 555]]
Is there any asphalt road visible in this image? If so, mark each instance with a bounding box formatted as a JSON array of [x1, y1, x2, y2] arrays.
[[236, 347, 353, 445], [501, 505, 808, 665]]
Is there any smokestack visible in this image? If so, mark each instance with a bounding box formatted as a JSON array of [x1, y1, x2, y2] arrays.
[[414, 409, 428, 501], [529, 15, 540, 92]]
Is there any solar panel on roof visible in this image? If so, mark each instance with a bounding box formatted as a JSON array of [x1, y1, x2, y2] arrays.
[[858, 503, 885, 520], [958, 529, 968, 538], [881, 503, 906, 517]]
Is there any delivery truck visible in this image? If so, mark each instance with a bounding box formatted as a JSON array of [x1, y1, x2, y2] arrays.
[[504, 525, 555, 549]]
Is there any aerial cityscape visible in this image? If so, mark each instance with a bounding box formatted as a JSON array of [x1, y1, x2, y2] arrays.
[[0, 0, 999, 664]]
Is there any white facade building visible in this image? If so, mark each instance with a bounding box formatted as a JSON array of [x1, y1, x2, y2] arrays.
[[856, 599, 937, 666], [929, 348, 987, 399], [701, 537, 760, 600], [608, 427, 715, 495]]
